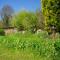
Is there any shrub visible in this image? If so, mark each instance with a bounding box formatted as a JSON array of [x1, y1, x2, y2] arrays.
[[0, 29, 5, 36], [54, 40, 60, 60], [54, 41, 60, 52]]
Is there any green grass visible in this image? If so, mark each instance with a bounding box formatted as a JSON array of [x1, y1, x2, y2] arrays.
[[0, 32, 60, 60]]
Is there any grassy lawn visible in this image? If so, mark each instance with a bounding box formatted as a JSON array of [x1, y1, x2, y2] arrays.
[[0, 32, 60, 60]]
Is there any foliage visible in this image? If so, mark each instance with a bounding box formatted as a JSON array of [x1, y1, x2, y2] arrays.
[[0, 29, 5, 35], [0, 21, 3, 28], [11, 11, 38, 32], [54, 40, 60, 60], [41, 0, 60, 33], [36, 10, 45, 30]]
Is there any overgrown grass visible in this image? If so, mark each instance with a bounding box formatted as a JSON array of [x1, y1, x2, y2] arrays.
[[0, 32, 60, 60]]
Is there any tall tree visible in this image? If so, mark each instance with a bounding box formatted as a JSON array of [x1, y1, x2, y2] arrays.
[[1, 5, 14, 28], [41, 0, 60, 33]]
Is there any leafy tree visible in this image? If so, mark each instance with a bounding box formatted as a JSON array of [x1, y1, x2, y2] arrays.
[[0, 5, 14, 28], [11, 11, 37, 32], [11, 11, 29, 31], [41, 0, 60, 33]]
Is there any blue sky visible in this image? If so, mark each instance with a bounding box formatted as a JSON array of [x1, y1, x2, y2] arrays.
[[0, 0, 41, 12]]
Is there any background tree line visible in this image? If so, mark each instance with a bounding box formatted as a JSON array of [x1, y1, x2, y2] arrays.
[[0, 5, 44, 33], [1, 0, 60, 35]]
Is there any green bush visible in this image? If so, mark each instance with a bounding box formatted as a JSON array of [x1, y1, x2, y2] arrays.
[[0, 29, 5, 36], [54, 41, 60, 52], [54, 40, 60, 60]]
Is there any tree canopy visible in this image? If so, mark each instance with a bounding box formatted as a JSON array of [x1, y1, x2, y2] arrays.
[[11, 11, 38, 32], [0, 5, 14, 28]]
